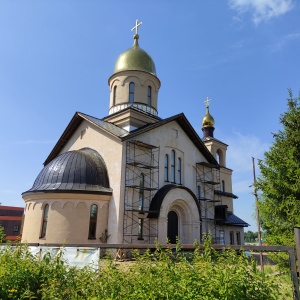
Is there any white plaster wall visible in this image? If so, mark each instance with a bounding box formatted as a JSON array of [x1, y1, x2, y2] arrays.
[[22, 193, 110, 244], [57, 121, 124, 244], [109, 71, 160, 112]]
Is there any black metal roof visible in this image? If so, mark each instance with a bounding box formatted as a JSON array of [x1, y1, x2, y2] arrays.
[[44, 110, 218, 167], [148, 184, 201, 219], [225, 212, 249, 227], [214, 190, 238, 199], [24, 148, 112, 195]]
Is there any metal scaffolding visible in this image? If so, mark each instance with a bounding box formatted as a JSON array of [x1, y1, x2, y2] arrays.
[[196, 161, 223, 244], [123, 140, 159, 244]]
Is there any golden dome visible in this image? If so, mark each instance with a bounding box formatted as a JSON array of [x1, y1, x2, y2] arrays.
[[113, 34, 156, 76], [202, 100, 215, 127]]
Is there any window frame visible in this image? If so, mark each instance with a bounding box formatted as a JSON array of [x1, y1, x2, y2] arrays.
[[88, 204, 98, 240], [177, 157, 182, 184], [40, 204, 49, 238], [147, 86, 152, 106], [113, 85, 117, 106], [170, 150, 175, 183], [139, 173, 144, 211], [164, 154, 169, 182], [129, 82, 135, 103]]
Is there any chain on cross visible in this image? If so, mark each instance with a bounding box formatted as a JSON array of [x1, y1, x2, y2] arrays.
[[131, 19, 142, 35]]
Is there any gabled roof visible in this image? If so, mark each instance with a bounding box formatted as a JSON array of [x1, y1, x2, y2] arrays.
[[44, 110, 218, 166], [44, 112, 128, 165], [123, 113, 218, 165]]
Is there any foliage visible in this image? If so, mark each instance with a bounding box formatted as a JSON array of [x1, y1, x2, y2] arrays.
[[244, 231, 258, 243], [0, 226, 6, 243], [257, 89, 300, 249], [0, 239, 293, 300]]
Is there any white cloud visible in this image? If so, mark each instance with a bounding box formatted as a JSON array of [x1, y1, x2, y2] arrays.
[[229, 0, 294, 25]]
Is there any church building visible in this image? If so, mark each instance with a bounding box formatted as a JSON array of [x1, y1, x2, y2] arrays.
[[21, 21, 248, 245]]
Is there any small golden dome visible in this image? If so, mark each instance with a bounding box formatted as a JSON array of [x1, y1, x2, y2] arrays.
[[113, 34, 156, 76], [202, 98, 215, 127]]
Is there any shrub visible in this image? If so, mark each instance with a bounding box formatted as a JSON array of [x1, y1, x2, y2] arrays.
[[0, 239, 293, 299]]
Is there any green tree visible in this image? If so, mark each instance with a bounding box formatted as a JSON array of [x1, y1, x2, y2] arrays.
[[244, 231, 258, 243], [257, 89, 300, 246], [0, 226, 6, 243]]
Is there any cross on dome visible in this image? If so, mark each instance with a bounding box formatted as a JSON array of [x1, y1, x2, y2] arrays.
[[131, 19, 142, 35], [204, 97, 211, 108]]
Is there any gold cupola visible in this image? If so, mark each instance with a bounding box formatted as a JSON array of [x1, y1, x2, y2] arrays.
[[106, 20, 161, 131], [113, 34, 156, 76], [202, 97, 215, 127], [202, 97, 215, 138]]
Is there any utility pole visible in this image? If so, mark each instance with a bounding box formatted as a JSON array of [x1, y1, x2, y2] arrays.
[[252, 157, 264, 272]]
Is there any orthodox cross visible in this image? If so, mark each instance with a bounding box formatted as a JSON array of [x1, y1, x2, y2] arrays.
[[131, 19, 142, 35], [204, 97, 211, 108]]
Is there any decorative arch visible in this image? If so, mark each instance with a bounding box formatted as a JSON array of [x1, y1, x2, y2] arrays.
[[122, 75, 142, 86], [143, 79, 158, 92], [150, 185, 201, 244], [109, 78, 121, 90]]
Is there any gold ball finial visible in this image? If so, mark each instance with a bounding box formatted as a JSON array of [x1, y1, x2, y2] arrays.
[[202, 97, 215, 127]]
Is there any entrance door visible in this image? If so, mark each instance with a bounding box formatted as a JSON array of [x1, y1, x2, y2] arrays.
[[167, 211, 178, 244]]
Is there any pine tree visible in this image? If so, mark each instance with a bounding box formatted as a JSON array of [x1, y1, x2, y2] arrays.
[[257, 89, 300, 246]]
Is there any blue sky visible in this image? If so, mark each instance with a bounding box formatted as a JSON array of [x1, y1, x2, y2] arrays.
[[0, 0, 299, 231]]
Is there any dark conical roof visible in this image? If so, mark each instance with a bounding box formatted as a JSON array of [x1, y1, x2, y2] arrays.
[[23, 148, 112, 195]]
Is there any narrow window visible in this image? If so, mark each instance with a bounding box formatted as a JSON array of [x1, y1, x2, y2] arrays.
[[222, 180, 225, 192], [164, 154, 169, 181], [147, 86, 151, 106], [88, 204, 98, 239], [197, 185, 201, 199], [138, 218, 144, 240], [40, 204, 49, 238], [216, 152, 220, 164], [236, 232, 241, 245], [219, 230, 225, 245], [170, 150, 175, 183], [13, 225, 19, 232], [113, 86, 117, 106], [177, 157, 181, 184], [230, 231, 234, 245], [129, 82, 135, 103], [139, 173, 144, 211]]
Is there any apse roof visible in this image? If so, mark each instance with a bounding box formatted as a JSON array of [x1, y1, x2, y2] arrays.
[[24, 148, 112, 195]]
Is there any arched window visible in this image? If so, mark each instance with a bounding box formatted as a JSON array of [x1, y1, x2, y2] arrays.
[[88, 204, 98, 239], [113, 86, 117, 106], [170, 150, 175, 183], [147, 86, 152, 106], [164, 154, 169, 181], [177, 157, 181, 184], [129, 82, 135, 103], [139, 173, 144, 211], [40, 204, 49, 238]]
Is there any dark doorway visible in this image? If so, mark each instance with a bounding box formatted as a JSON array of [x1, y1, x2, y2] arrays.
[[167, 211, 178, 244]]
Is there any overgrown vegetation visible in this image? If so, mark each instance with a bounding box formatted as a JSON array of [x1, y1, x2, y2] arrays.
[[0, 237, 293, 299]]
